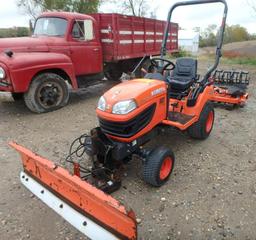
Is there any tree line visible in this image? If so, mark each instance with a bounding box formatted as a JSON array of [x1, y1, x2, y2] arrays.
[[199, 24, 256, 48], [1, 0, 255, 46], [0, 0, 154, 38], [0, 27, 30, 38], [16, 0, 150, 19], [17, 0, 101, 19]]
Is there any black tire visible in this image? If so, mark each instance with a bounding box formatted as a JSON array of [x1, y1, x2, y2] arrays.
[[12, 93, 23, 101], [134, 58, 151, 78], [24, 73, 69, 113], [188, 102, 214, 139], [104, 63, 123, 81], [143, 146, 175, 187]]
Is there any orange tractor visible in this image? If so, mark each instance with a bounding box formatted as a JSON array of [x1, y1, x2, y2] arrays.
[[10, 0, 249, 239]]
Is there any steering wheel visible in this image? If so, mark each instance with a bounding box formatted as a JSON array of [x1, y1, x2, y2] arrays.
[[150, 58, 175, 73]]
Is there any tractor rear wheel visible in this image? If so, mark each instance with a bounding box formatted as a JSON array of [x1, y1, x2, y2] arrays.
[[24, 73, 69, 113], [143, 146, 175, 187], [188, 102, 214, 139]]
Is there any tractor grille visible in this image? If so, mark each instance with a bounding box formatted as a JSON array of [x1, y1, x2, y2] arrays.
[[99, 104, 156, 138]]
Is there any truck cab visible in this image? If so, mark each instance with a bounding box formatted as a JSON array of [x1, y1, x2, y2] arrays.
[[34, 12, 103, 77]]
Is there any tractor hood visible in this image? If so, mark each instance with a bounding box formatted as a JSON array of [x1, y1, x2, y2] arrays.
[[103, 79, 167, 109]]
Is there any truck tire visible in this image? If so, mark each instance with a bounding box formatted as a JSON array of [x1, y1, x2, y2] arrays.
[[134, 58, 151, 78], [143, 146, 175, 187], [104, 63, 123, 81], [12, 93, 23, 101], [24, 73, 69, 113], [187, 102, 214, 139]]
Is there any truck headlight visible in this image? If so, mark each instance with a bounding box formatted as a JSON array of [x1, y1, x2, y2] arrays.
[[112, 99, 137, 115], [97, 96, 106, 111], [0, 67, 6, 79]]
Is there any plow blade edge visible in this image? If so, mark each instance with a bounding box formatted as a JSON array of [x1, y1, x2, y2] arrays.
[[9, 142, 137, 240]]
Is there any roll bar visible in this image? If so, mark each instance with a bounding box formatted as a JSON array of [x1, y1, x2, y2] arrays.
[[161, 0, 228, 83]]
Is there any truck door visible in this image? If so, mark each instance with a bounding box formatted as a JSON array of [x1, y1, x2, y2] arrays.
[[69, 19, 102, 76]]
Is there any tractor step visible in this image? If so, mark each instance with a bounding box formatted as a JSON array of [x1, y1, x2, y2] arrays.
[[168, 112, 194, 125], [9, 142, 137, 240]]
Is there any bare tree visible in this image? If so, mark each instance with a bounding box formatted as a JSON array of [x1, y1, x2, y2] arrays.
[[107, 0, 150, 17], [16, 0, 42, 19], [247, 0, 256, 15], [16, 0, 101, 19]]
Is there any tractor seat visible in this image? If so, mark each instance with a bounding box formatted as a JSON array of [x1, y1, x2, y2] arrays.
[[168, 58, 198, 92]]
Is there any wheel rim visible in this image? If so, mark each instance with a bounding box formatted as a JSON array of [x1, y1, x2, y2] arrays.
[[206, 111, 214, 133], [37, 82, 64, 109], [159, 157, 172, 180]]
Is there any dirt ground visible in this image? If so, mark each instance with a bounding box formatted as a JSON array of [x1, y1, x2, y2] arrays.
[[0, 62, 256, 240]]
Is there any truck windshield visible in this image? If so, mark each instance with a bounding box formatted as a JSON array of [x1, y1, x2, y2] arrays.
[[34, 17, 67, 37]]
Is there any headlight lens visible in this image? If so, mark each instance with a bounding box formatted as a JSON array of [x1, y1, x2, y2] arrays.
[[97, 96, 106, 111], [0, 67, 6, 79], [112, 99, 137, 115]]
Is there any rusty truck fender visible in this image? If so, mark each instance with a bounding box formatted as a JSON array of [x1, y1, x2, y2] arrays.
[[0, 52, 78, 92]]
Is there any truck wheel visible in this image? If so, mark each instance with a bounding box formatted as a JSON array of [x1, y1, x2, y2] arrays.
[[104, 63, 123, 81], [134, 58, 151, 78], [12, 93, 23, 101], [105, 70, 122, 81], [24, 73, 69, 113], [188, 102, 214, 139], [143, 146, 175, 187]]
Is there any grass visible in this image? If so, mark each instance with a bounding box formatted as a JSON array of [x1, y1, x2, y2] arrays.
[[198, 54, 256, 66], [221, 57, 256, 66], [200, 50, 256, 66], [168, 47, 256, 66]]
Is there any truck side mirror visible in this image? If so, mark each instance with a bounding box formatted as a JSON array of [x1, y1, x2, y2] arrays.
[[84, 20, 94, 41], [72, 19, 94, 41]]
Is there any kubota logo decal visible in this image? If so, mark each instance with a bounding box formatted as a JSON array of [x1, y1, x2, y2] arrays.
[[151, 87, 165, 96]]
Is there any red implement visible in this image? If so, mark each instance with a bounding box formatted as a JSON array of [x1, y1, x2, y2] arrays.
[[211, 86, 249, 106]]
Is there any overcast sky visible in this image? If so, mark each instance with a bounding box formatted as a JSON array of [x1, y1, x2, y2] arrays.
[[0, 0, 255, 33]]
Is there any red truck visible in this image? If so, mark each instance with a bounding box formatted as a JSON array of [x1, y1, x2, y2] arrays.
[[0, 12, 178, 113]]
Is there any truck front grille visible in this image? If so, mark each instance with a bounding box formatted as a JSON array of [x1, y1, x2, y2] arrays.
[[99, 104, 156, 138]]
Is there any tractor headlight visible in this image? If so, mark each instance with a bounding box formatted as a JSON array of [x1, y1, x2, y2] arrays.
[[0, 67, 6, 79], [112, 99, 137, 115], [97, 96, 106, 111]]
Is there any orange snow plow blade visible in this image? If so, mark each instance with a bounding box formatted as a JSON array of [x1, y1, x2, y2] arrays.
[[9, 142, 137, 240]]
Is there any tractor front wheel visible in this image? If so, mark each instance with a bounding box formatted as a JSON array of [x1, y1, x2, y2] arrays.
[[188, 102, 214, 139], [143, 147, 175, 187]]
